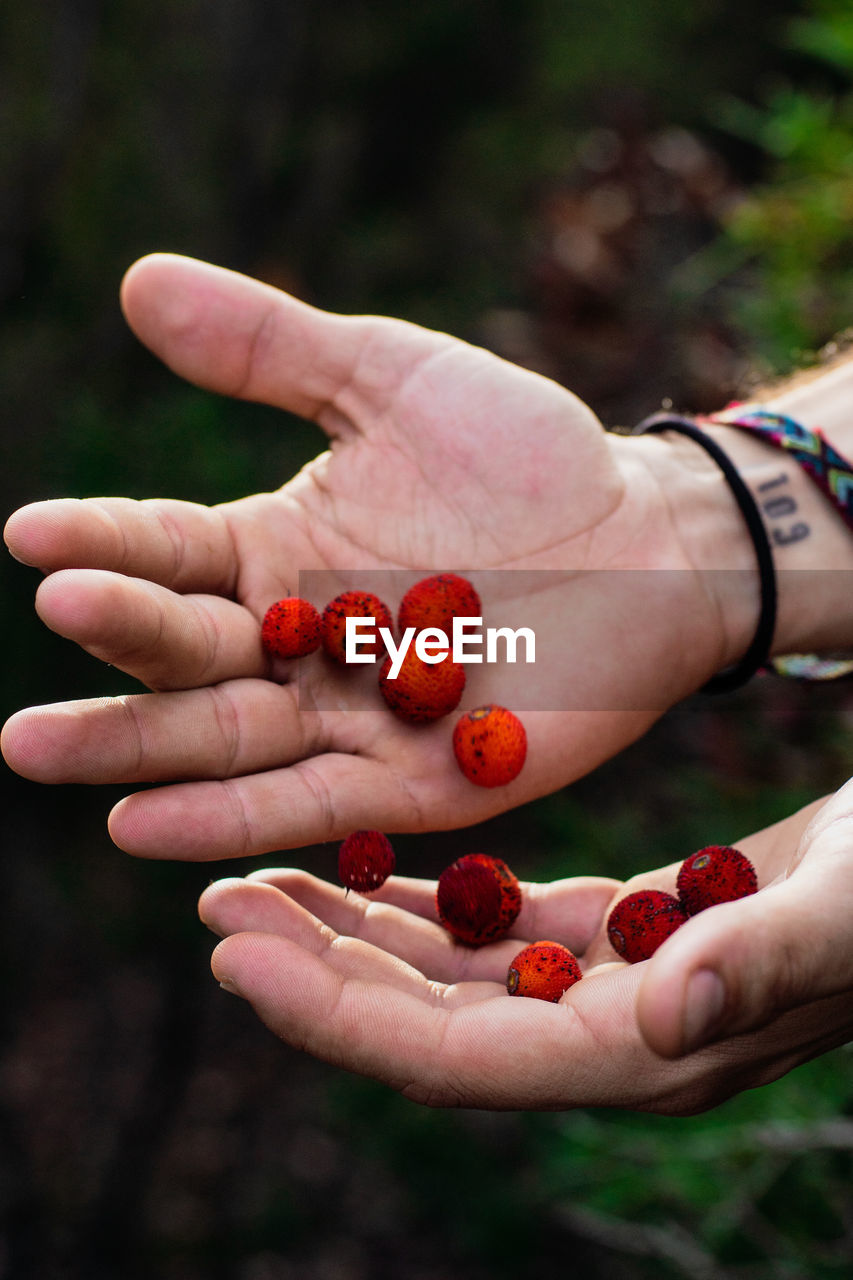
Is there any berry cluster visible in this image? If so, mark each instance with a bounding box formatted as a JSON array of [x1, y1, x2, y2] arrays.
[[436, 853, 583, 1001], [607, 844, 758, 963], [335, 837, 582, 1003], [260, 575, 526, 788]]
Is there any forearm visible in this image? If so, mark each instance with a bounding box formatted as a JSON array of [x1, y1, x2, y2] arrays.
[[613, 353, 853, 673], [706, 357, 853, 658]]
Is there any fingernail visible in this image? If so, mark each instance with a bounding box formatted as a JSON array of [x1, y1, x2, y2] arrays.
[[682, 969, 726, 1052], [218, 976, 244, 997]]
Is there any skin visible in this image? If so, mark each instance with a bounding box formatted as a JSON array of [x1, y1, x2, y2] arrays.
[[200, 787, 853, 1113], [2, 253, 765, 861], [4, 254, 853, 1110]]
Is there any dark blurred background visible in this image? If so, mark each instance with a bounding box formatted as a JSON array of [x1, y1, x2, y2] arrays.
[[4, 2, 853, 1277]]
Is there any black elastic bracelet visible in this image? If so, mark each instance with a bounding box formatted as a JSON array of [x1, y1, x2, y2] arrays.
[[633, 412, 777, 694]]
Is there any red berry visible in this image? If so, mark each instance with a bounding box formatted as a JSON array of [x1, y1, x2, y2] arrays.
[[398, 573, 481, 636], [677, 845, 758, 916], [506, 941, 582, 1002], [452, 705, 527, 787], [607, 890, 688, 963], [321, 590, 393, 664], [379, 650, 465, 723], [261, 597, 321, 658], [436, 853, 522, 947], [338, 830, 396, 893]]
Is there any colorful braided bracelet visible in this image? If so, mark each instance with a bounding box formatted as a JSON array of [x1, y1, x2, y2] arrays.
[[704, 404, 853, 680], [704, 404, 853, 535]]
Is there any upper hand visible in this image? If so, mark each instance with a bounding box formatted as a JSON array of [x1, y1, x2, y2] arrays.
[[2, 253, 752, 860]]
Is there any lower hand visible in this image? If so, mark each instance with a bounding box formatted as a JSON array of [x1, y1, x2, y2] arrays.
[[198, 788, 852, 1112]]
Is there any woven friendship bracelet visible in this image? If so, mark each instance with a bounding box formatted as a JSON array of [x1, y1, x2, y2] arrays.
[[633, 412, 778, 693], [704, 404, 853, 535]]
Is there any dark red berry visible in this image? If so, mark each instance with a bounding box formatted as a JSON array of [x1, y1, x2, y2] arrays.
[[677, 845, 758, 915], [379, 650, 465, 723], [506, 941, 582, 1001], [398, 573, 481, 636], [452, 705, 527, 787], [261, 597, 321, 658], [436, 853, 522, 947], [607, 890, 688, 963], [321, 591, 393, 664], [338, 830, 396, 893]]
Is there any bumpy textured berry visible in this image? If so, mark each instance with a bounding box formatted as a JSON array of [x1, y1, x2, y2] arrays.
[[321, 590, 393, 664], [676, 845, 758, 916], [436, 853, 522, 947], [452, 705, 527, 787], [607, 890, 688, 963], [338, 830, 396, 893], [379, 650, 465, 723], [261, 597, 321, 658], [398, 573, 482, 635], [506, 941, 582, 1002]]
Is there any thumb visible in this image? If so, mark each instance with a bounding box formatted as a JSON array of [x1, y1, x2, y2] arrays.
[[119, 253, 375, 422], [636, 792, 853, 1057]]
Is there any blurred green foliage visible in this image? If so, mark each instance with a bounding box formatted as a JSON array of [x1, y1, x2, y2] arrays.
[[711, 0, 853, 369]]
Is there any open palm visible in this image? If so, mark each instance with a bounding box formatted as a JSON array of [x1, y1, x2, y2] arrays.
[[3, 254, 736, 860], [199, 789, 853, 1113]]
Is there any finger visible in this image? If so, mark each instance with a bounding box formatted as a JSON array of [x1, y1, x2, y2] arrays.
[[203, 873, 524, 984], [5, 496, 237, 592], [120, 254, 445, 429], [637, 786, 853, 1058], [200, 878, 503, 1001], [33, 569, 265, 690], [250, 867, 620, 959], [0, 679, 311, 785], [210, 929, 747, 1110], [107, 752, 434, 860]]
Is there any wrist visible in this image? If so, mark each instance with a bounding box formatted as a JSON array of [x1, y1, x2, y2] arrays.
[[614, 368, 853, 688], [703, 425, 853, 656], [627, 404, 853, 682], [704, 360, 853, 657], [611, 430, 764, 681]]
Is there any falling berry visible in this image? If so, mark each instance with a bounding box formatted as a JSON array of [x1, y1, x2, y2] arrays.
[[506, 941, 582, 1002], [436, 853, 522, 947], [261, 597, 321, 658], [321, 590, 393, 664], [379, 649, 465, 723], [677, 845, 758, 916], [338, 830, 396, 893], [452, 705, 527, 787], [607, 890, 688, 963], [398, 573, 481, 636]]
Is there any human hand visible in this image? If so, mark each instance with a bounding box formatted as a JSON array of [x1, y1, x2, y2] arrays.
[[198, 790, 853, 1112], [2, 254, 761, 860]]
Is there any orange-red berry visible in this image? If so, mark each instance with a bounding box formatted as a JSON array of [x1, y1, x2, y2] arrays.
[[452, 705, 527, 787], [261, 597, 321, 658], [338, 830, 396, 892], [321, 590, 393, 664], [436, 853, 522, 946], [379, 650, 465, 723], [676, 845, 757, 916], [607, 890, 688, 963], [398, 573, 481, 635], [506, 941, 582, 1001]]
